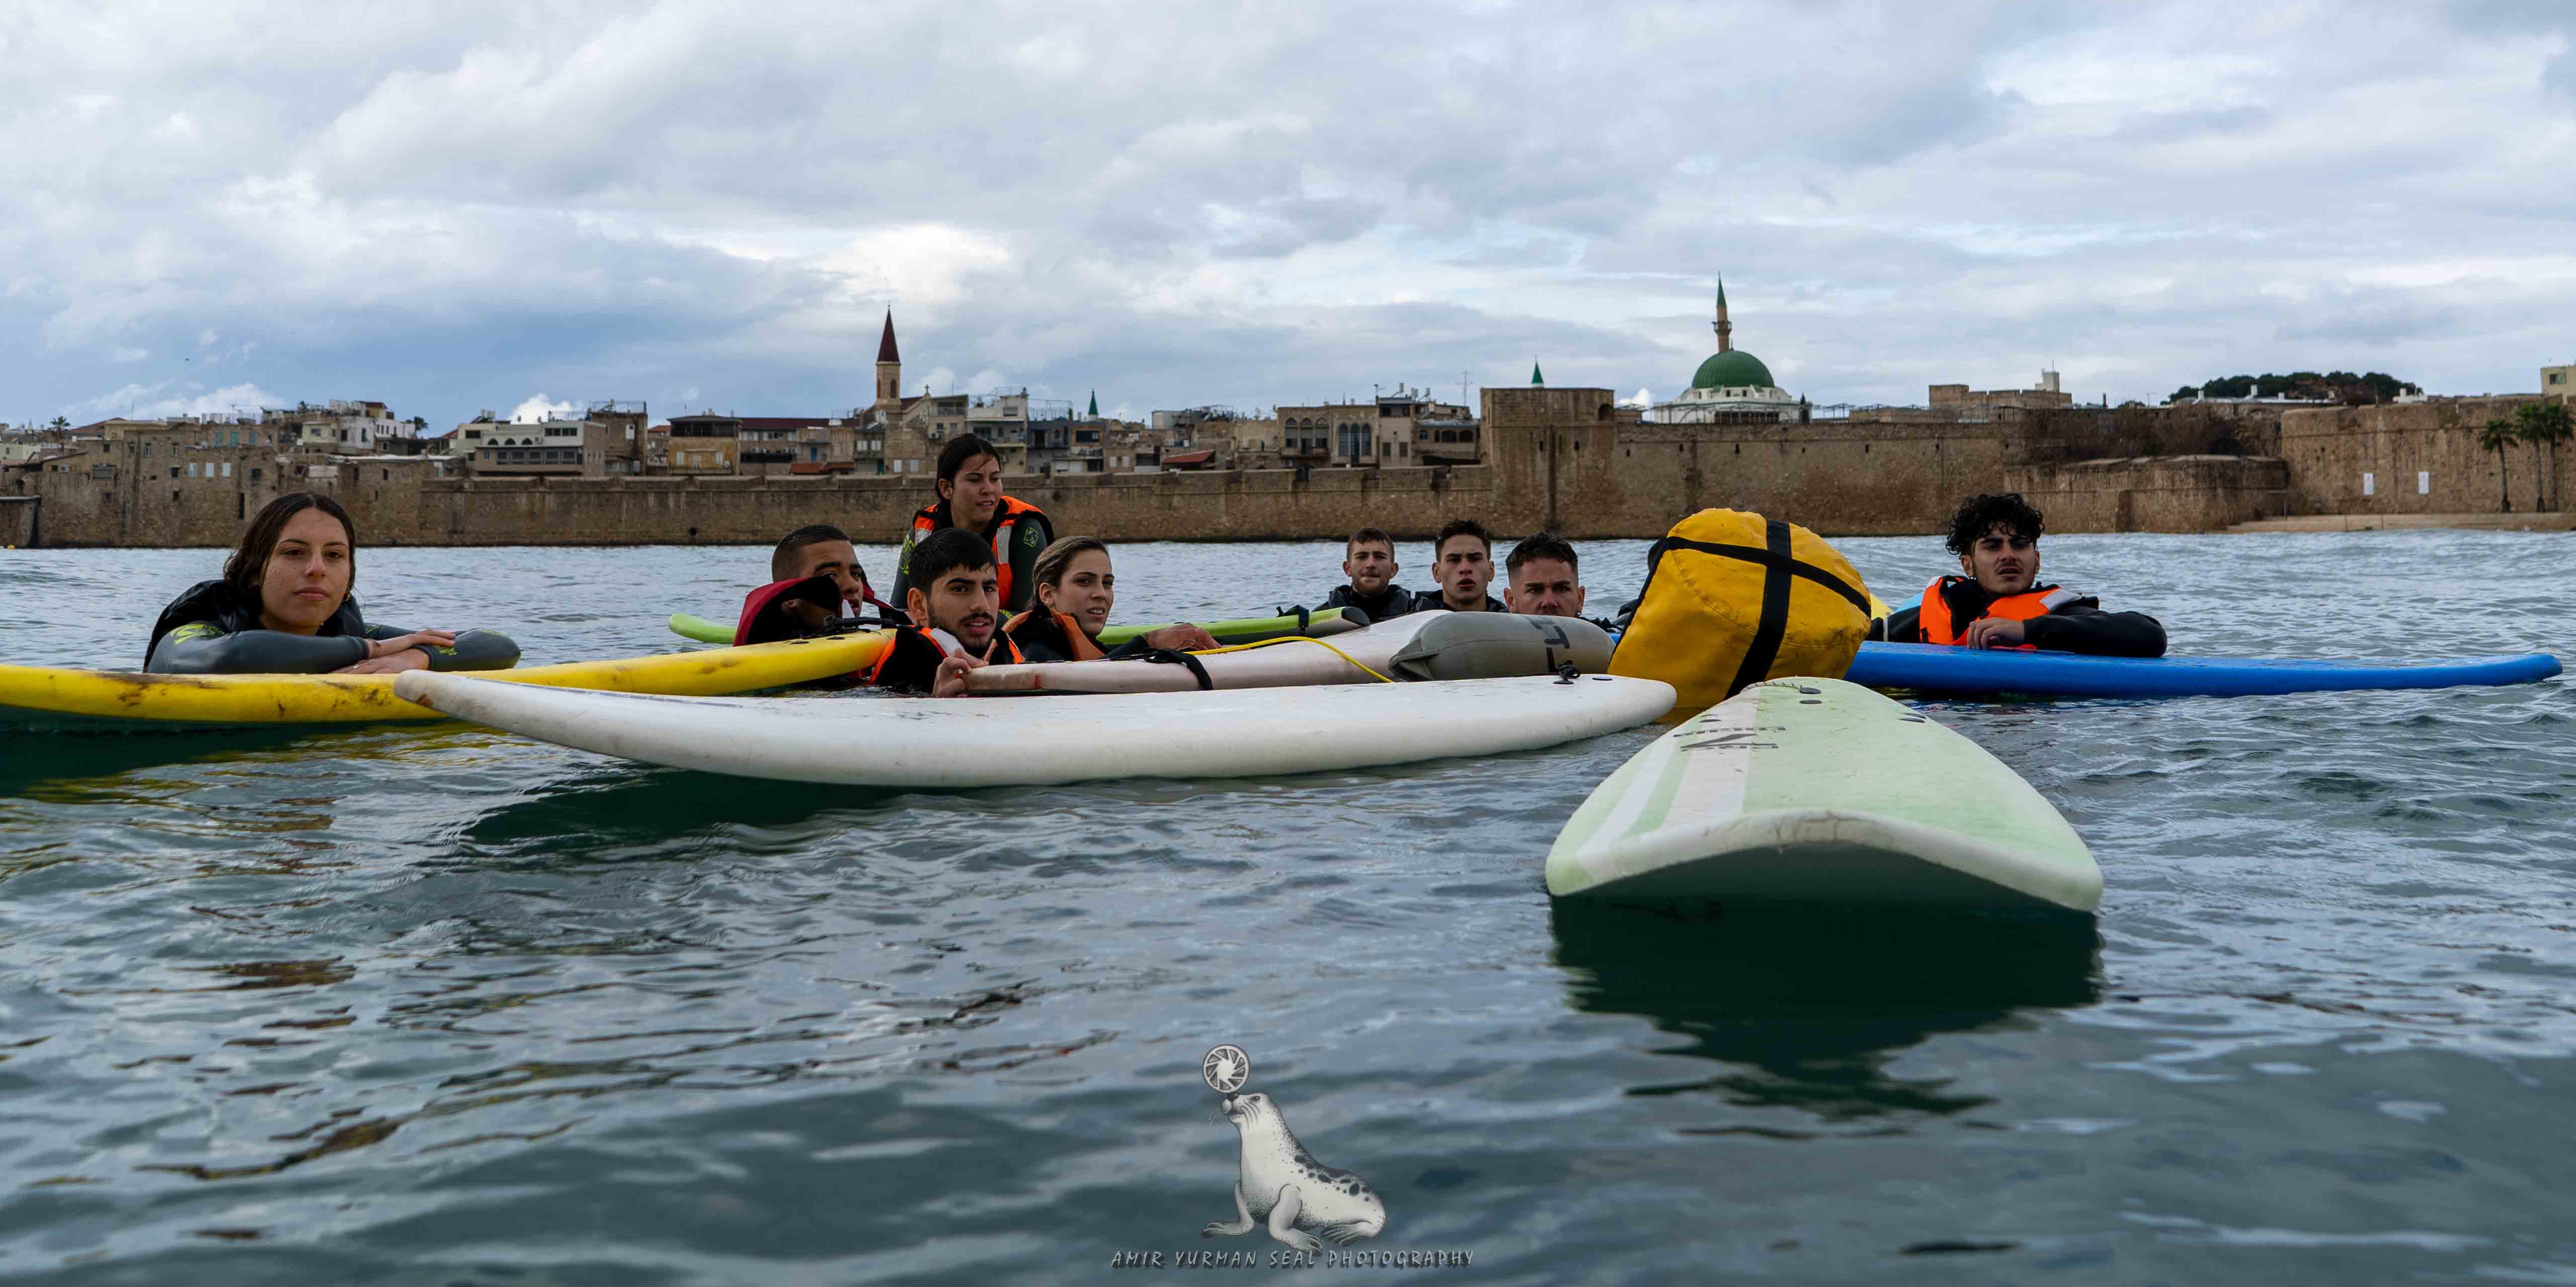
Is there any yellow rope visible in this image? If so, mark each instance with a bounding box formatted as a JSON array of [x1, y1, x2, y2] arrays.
[[1185, 635, 1396, 683]]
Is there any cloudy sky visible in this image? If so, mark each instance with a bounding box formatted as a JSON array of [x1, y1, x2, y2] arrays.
[[5, 1, 2571, 430]]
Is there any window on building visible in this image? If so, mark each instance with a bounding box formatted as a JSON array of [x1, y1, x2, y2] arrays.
[[222, 462, 233, 478]]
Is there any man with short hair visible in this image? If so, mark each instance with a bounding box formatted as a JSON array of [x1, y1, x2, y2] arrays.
[[1875, 492, 2165, 656], [1314, 527, 1417, 622], [733, 523, 904, 646], [867, 527, 1026, 696], [772, 524, 882, 615], [889, 434, 1053, 615], [1502, 531, 1592, 620], [1421, 517, 1503, 612]]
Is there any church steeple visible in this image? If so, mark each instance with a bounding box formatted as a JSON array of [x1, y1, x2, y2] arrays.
[[873, 309, 901, 409], [1714, 277, 1733, 354]]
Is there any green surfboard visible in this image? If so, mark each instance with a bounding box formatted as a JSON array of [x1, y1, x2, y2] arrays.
[[1547, 677, 2100, 913]]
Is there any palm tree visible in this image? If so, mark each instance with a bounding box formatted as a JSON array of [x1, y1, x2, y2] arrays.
[[2515, 401, 2573, 512], [2480, 417, 2518, 512]]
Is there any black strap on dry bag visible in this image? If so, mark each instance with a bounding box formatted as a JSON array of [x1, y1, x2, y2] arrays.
[[1618, 519, 1871, 692]]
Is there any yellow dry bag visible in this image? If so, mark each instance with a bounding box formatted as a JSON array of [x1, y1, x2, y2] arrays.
[[1608, 509, 1874, 709]]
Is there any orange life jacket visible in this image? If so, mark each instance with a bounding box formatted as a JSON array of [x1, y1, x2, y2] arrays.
[[864, 625, 1023, 686], [1003, 608, 1105, 662], [1917, 577, 2082, 650], [908, 495, 1044, 609]]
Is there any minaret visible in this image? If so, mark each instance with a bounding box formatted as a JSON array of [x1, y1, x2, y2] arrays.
[[1530, 361, 1545, 386], [1086, 389, 1098, 419], [1714, 277, 1733, 354], [873, 310, 901, 410]]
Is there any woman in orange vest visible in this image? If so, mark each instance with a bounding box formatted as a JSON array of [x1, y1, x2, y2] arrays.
[[1003, 537, 1219, 663], [1874, 493, 2166, 657], [889, 433, 1054, 616]]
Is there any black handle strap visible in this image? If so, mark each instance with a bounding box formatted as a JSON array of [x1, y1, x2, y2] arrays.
[[1138, 648, 1214, 690]]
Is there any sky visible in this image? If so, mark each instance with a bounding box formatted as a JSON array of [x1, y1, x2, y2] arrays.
[[4, 1, 2572, 431]]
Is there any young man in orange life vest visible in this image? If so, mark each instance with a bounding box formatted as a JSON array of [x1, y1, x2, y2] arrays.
[[1874, 492, 2166, 656], [889, 434, 1054, 616], [868, 527, 1026, 696]]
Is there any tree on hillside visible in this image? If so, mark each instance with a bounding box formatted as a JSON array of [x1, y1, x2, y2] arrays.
[[2179, 371, 2419, 404], [2480, 417, 2519, 512], [47, 416, 67, 430], [2516, 400, 2573, 512]]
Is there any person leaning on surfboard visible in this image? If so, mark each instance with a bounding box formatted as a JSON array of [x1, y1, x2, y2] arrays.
[[1873, 493, 2166, 657], [868, 527, 1025, 697], [1311, 527, 1419, 623], [1003, 537, 1217, 663], [144, 491, 520, 676], [888, 434, 1054, 616]]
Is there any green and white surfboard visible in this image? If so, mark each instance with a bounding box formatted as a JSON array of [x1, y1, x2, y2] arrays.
[[1546, 677, 2101, 913]]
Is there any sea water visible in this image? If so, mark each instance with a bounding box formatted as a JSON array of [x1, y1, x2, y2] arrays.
[[0, 532, 2570, 1283]]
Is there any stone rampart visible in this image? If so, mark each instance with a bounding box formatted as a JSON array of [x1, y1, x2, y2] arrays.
[[19, 392, 2310, 547], [2279, 398, 2571, 517], [0, 497, 35, 547]]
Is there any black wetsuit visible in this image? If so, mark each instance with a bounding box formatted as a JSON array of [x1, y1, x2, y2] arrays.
[[1874, 582, 2166, 658], [1411, 590, 1506, 613], [144, 580, 520, 675], [1316, 583, 1418, 623]]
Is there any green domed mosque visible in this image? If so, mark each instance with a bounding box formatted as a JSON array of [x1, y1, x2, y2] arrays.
[[1659, 277, 1801, 425]]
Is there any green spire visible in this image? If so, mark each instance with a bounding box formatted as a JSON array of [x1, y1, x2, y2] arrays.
[[1530, 361, 1545, 386], [1086, 389, 1098, 418], [1717, 277, 1727, 309]]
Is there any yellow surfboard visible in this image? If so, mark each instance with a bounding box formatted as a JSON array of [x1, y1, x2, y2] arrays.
[[0, 630, 891, 728]]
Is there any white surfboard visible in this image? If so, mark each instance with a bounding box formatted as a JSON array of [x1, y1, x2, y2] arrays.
[[1546, 677, 2100, 912], [967, 611, 1448, 695], [394, 671, 1676, 788], [965, 611, 1613, 695]]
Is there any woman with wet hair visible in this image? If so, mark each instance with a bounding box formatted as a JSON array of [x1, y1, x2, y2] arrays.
[[144, 492, 520, 675], [1004, 536, 1216, 663]]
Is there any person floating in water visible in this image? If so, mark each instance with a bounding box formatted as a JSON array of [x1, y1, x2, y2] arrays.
[[867, 527, 1024, 696], [1875, 492, 2166, 657], [889, 434, 1053, 616], [1313, 527, 1415, 623], [734, 523, 904, 645], [1501, 531, 1615, 629], [1422, 518, 1504, 613], [1004, 537, 1218, 662], [145, 492, 519, 675]]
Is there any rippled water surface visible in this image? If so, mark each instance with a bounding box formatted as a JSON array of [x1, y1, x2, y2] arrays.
[[2, 532, 2571, 1284]]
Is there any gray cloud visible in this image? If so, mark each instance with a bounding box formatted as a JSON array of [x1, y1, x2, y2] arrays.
[[3, 0, 2572, 431]]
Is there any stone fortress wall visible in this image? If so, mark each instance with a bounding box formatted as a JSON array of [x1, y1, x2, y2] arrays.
[[15, 385, 2305, 548]]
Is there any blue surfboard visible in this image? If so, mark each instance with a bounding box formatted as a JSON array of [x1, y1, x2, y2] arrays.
[[1843, 642, 2562, 698]]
